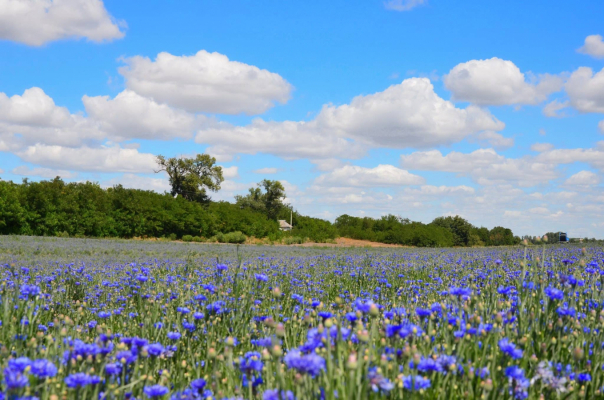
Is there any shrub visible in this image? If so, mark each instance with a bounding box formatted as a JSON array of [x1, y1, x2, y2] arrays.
[[168, 233, 177, 241], [182, 235, 193, 242], [284, 236, 303, 245], [192, 236, 203, 242], [224, 231, 246, 244]]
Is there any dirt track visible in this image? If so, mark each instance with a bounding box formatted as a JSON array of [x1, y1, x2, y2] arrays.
[[297, 237, 406, 248]]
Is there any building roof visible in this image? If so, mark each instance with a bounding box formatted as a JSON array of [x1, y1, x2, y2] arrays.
[[278, 220, 293, 229]]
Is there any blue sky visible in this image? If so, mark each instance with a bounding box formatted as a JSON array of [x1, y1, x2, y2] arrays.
[[1, 0, 604, 238]]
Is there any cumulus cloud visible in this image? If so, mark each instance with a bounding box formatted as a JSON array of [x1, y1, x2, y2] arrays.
[[16, 144, 156, 173], [83, 90, 200, 140], [200, 78, 504, 159], [384, 0, 426, 11], [443, 58, 563, 106], [254, 168, 279, 174], [565, 67, 604, 113], [564, 170, 601, 186], [316, 78, 504, 147], [543, 99, 570, 118], [578, 34, 604, 59], [0, 0, 125, 46], [101, 173, 171, 192], [0, 87, 105, 147], [314, 164, 425, 188], [196, 119, 365, 161], [400, 148, 559, 186], [469, 130, 514, 150], [402, 185, 475, 196], [119, 50, 292, 115], [11, 165, 77, 179], [530, 142, 555, 152], [222, 166, 239, 179], [536, 147, 604, 172], [599, 120, 604, 134]]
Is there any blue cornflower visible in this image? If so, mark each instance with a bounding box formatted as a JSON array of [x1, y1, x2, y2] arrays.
[[415, 308, 431, 318], [368, 368, 394, 392], [64, 373, 100, 388], [30, 359, 57, 378], [144, 384, 170, 398], [449, 287, 472, 298], [284, 349, 326, 377], [8, 357, 31, 372], [545, 287, 564, 301], [167, 332, 182, 340], [146, 343, 165, 357], [402, 375, 431, 391], [4, 368, 29, 389], [105, 363, 122, 375], [263, 389, 295, 400], [417, 358, 444, 373], [499, 338, 523, 359], [255, 274, 268, 282], [190, 378, 206, 391]]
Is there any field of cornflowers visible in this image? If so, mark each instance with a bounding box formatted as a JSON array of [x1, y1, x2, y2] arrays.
[[1, 236, 604, 400]]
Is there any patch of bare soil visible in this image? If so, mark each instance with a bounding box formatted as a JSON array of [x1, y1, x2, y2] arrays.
[[297, 237, 406, 248]]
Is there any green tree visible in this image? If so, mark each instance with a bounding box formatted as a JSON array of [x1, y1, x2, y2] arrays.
[[155, 154, 224, 204], [430, 216, 473, 246], [236, 179, 286, 220]]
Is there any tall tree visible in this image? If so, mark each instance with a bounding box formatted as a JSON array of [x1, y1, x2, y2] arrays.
[[155, 154, 224, 204], [235, 179, 286, 220]]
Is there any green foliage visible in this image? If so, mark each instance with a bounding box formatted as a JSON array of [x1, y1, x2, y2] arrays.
[[335, 213, 518, 247], [155, 154, 224, 204], [217, 231, 247, 244], [236, 179, 287, 220], [430, 216, 473, 246], [0, 178, 279, 240], [283, 236, 304, 245], [192, 236, 203, 243], [182, 235, 193, 242], [289, 213, 338, 243]]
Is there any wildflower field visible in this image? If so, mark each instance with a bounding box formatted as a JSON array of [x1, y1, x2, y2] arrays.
[[1, 236, 603, 400]]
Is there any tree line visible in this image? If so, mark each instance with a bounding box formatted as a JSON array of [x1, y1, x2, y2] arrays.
[[0, 154, 523, 247]]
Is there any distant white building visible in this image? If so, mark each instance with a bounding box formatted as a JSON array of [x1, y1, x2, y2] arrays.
[[278, 220, 293, 231]]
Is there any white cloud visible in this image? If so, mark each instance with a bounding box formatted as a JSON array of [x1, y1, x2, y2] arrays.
[[529, 207, 550, 215], [315, 78, 504, 148], [314, 164, 425, 188], [400, 148, 559, 186], [564, 170, 601, 186], [16, 144, 156, 173], [578, 34, 604, 59], [119, 50, 292, 115], [443, 58, 563, 106], [222, 166, 239, 179], [0, 0, 125, 46], [543, 99, 570, 117], [503, 210, 522, 218], [101, 173, 170, 192], [530, 142, 554, 152], [197, 119, 365, 161], [0, 87, 105, 147], [402, 185, 475, 196], [565, 67, 604, 113], [384, 0, 426, 11], [11, 165, 77, 179], [536, 147, 604, 172], [253, 167, 279, 174], [310, 158, 346, 172], [469, 130, 514, 149], [599, 120, 604, 134], [195, 78, 503, 160], [82, 90, 199, 140]]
